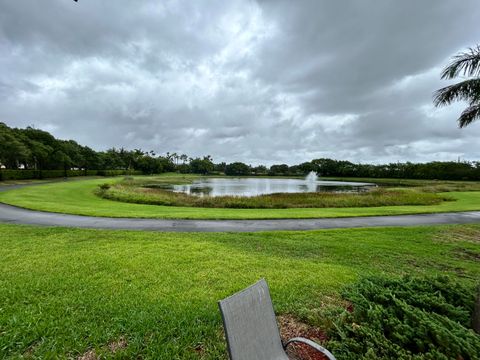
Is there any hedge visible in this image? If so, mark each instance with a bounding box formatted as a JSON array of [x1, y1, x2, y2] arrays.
[[0, 169, 142, 181], [326, 276, 480, 359]]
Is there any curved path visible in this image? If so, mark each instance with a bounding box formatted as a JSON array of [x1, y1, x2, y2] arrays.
[[1, 181, 480, 232], [0, 202, 479, 232], [1, 200, 480, 233]]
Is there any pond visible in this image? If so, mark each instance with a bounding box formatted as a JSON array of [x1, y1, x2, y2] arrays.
[[159, 177, 376, 197]]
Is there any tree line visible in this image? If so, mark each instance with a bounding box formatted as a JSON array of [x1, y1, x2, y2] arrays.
[[1, 122, 480, 180], [223, 159, 480, 180]]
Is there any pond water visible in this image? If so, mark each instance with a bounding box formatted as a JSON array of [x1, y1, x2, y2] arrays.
[[158, 178, 376, 197]]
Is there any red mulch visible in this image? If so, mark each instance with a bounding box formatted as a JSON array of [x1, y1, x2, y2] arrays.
[[278, 315, 330, 360]]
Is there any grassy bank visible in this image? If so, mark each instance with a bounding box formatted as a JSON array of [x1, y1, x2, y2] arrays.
[[0, 177, 480, 219], [0, 224, 479, 359]]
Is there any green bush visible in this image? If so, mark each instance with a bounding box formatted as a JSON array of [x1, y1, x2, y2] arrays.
[[326, 276, 480, 359], [40, 170, 67, 178], [98, 183, 111, 191], [0, 170, 40, 181]]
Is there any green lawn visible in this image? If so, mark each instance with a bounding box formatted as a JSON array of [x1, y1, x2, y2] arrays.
[[0, 224, 479, 359], [1, 177, 480, 219]]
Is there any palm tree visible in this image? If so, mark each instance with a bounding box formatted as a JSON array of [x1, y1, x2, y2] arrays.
[[434, 45, 480, 127], [180, 154, 188, 164]]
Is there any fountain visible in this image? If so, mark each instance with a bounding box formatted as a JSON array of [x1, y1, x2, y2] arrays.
[[305, 171, 318, 182], [305, 171, 318, 192]]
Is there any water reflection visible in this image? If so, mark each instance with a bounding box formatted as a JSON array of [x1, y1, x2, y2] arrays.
[[164, 178, 375, 197]]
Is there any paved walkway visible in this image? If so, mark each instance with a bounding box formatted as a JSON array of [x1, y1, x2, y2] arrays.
[[1, 202, 479, 232], [1, 181, 480, 232]]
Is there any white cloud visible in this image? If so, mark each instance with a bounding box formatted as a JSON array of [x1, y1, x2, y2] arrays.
[[1, 0, 480, 165]]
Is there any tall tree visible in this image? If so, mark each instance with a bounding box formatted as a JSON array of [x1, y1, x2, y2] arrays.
[[434, 45, 480, 127], [0, 123, 30, 168]]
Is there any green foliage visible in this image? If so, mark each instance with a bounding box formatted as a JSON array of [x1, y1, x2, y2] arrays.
[[434, 45, 480, 127], [0, 123, 30, 168], [327, 276, 480, 359], [0, 170, 41, 181], [263, 159, 480, 180], [225, 162, 251, 175], [0, 123, 175, 175], [311, 158, 480, 180], [251, 165, 268, 175], [189, 157, 214, 174], [98, 183, 111, 191], [269, 164, 290, 176]]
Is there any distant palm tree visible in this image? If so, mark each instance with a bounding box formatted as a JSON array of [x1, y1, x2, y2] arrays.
[[434, 45, 480, 127]]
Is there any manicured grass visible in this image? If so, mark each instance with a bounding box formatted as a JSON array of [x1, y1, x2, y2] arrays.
[[0, 177, 480, 219], [0, 224, 479, 359], [99, 179, 447, 209]]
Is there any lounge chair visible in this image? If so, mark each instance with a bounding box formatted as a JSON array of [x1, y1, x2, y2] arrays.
[[218, 279, 336, 360]]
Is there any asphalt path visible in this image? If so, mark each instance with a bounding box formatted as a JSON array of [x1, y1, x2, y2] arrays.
[[1, 181, 480, 232]]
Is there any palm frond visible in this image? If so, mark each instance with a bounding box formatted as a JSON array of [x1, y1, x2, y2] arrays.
[[458, 104, 480, 128], [433, 78, 480, 106], [441, 45, 480, 79]]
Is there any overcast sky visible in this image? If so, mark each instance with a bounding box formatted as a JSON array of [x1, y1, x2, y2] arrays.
[[1, 0, 480, 165]]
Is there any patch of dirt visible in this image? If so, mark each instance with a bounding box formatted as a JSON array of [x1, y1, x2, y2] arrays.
[[453, 247, 480, 261], [77, 336, 128, 360], [346, 302, 354, 313], [406, 258, 470, 278], [77, 349, 99, 360], [22, 342, 40, 358], [193, 343, 205, 356], [433, 226, 480, 244], [278, 315, 330, 360], [108, 337, 128, 353]]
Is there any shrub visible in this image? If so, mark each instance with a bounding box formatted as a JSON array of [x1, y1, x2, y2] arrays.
[[326, 276, 480, 359], [98, 183, 111, 191], [0, 170, 41, 181]]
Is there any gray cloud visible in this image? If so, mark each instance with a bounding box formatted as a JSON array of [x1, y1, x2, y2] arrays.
[[1, 0, 480, 165]]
